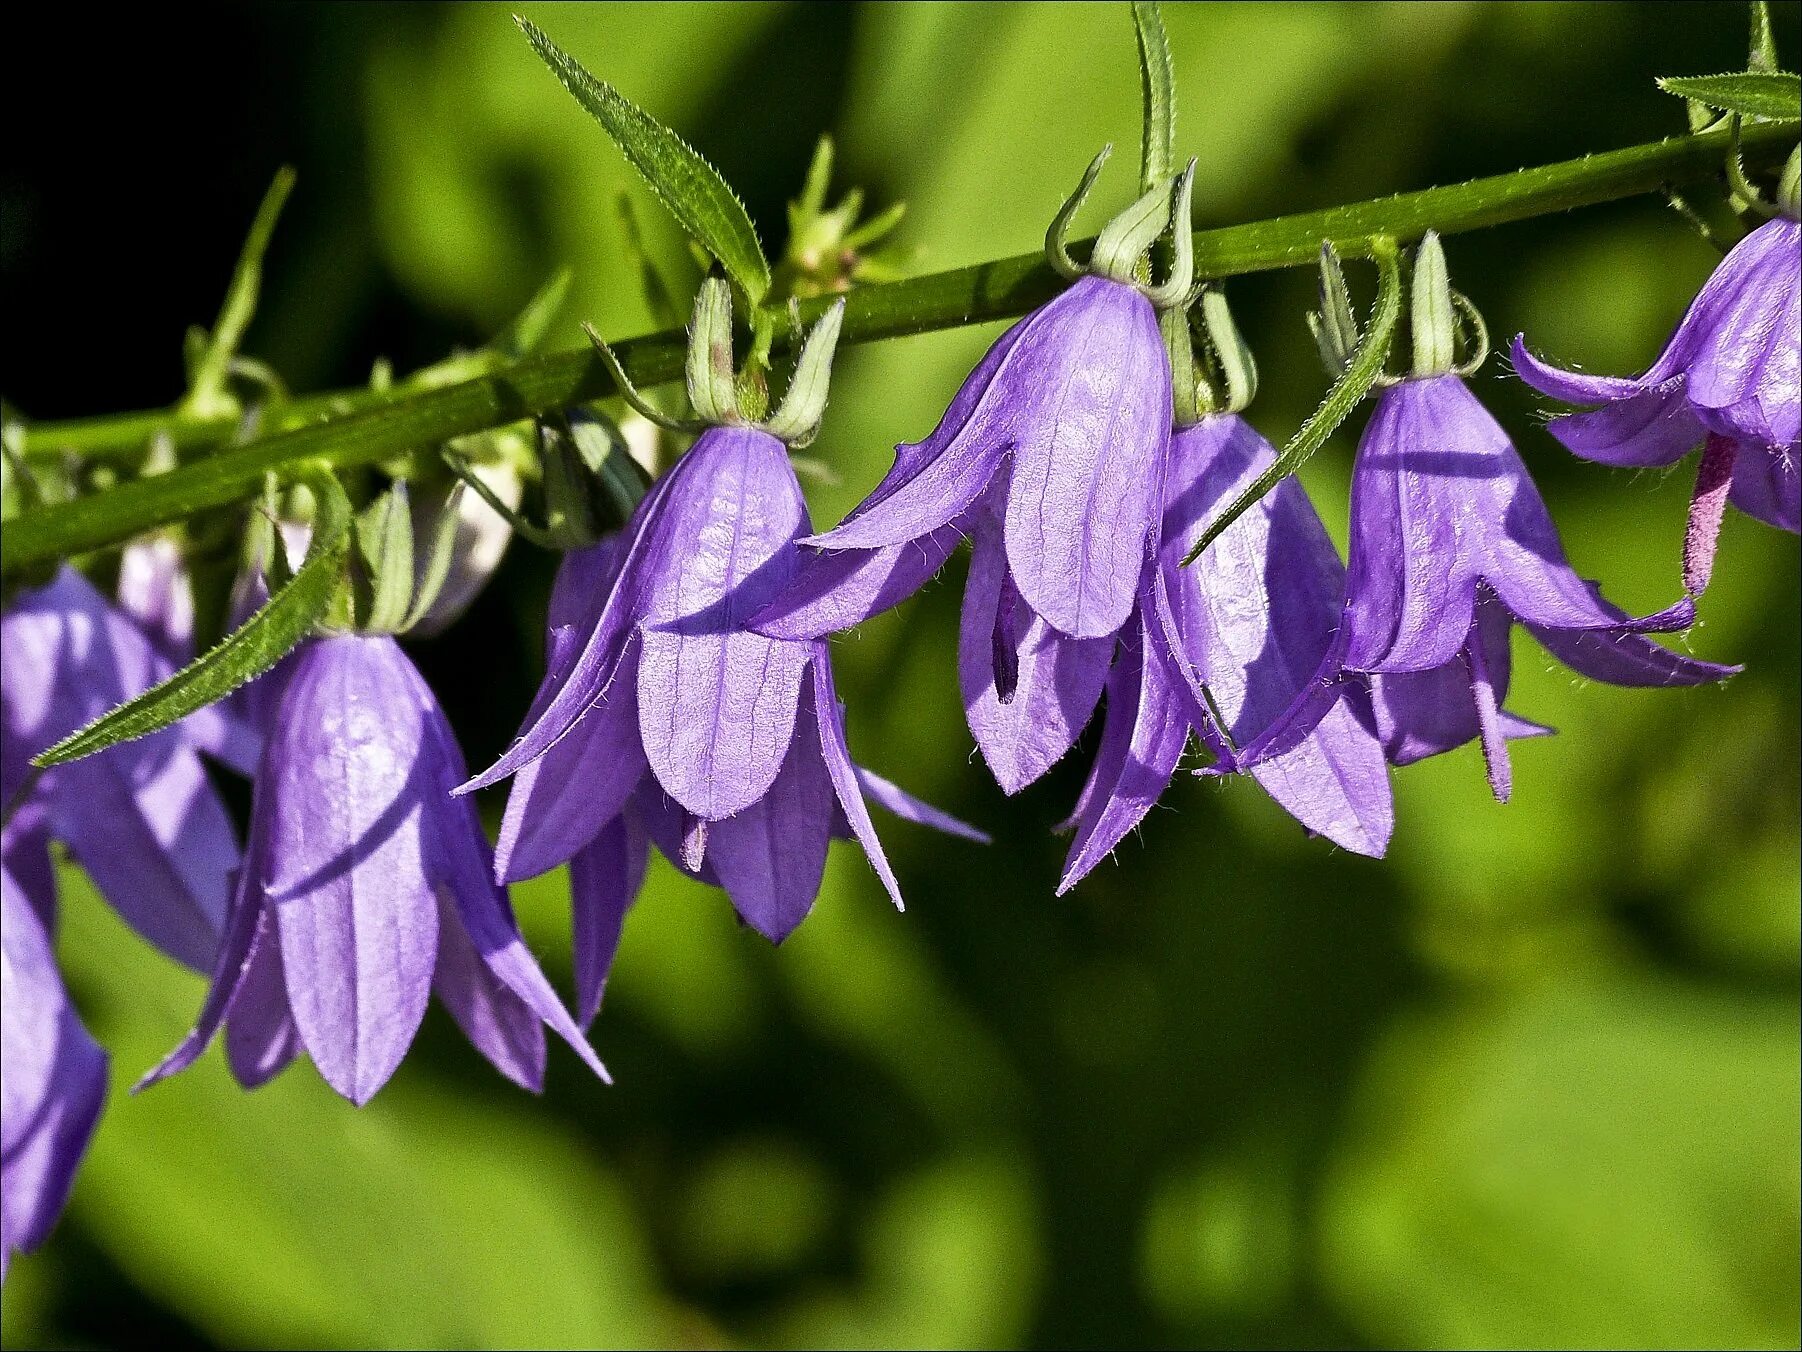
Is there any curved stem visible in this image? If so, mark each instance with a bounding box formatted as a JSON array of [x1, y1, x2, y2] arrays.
[[4, 118, 1793, 580]]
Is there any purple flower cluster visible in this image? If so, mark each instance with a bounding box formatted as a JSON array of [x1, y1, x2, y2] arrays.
[[2, 187, 1791, 1284]]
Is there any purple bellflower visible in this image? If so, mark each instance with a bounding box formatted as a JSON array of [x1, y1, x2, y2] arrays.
[[2, 862, 108, 1282], [1336, 372, 1736, 801], [1, 565, 240, 970], [758, 155, 1198, 794], [143, 633, 606, 1104], [463, 423, 985, 1002], [461, 285, 984, 995], [1057, 412, 1395, 891], [1511, 205, 1799, 594], [1055, 278, 1396, 892]]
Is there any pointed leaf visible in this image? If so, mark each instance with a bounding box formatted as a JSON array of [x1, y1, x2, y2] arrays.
[[34, 467, 350, 768], [1131, 1, 1177, 193], [1657, 72, 1801, 122], [519, 18, 771, 302], [1182, 236, 1403, 566]]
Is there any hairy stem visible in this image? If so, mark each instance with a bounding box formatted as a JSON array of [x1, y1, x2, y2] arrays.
[[4, 118, 1793, 579]]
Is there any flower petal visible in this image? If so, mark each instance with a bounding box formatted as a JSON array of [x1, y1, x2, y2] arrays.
[[1729, 443, 1801, 533], [222, 907, 301, 1090], [1003, 277, 1169, 638], [753, 523, 965, 641], [852, 766, 990, 844], [431, 887, 547, 1093], [1510, 334, 1654, 405], [494, 636, 647, 883], [265, 638, 440, 1105], [459, 478, 673, 793], [1367, 595, 1551, 765], [637, 427, 812, 820], [1057, 614, 1187, 894], [1526, 624, 1739, 687], [1249, 695, 1393, 857], [134, 808, 273, 1093], [1543, 378, 1703, 468], [1342, 380, 1481, 672], [800, 319, 1032, 552], [959, 521, 1111, 794], [812, 652, 903, 910], [415, 660, 611, 1087], [1, 1006, 105, 1274], [569, 815, 650, 1025], [707, 684, 836, 944]]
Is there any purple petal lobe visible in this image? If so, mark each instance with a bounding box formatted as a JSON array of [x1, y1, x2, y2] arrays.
[[800, 320, 1033, 553], [1543, 378, 1702, 469], [636, 427, 811, 820], [431, 888, 547, 1093], [1367, 595, 1550, 766], [1526, 624, 1739, 687], [959, 521, 1111, 794], [707, 681, 836, 943], [1342, 382, 1481, 672], [135, 808, 273, 1092], [1728, 438, 1801, 532], [852, 766, 990, 844], [414, 657, 611, 1086], [1249, 699, 1393, 856], [459, 475, 676, 793], [1002, 277, 1170, 638], [633, 784, 721, 885], [569, 815, 650, 1025], [494, 636, 646, 882], [2, 872, 106, 1274], [812, 653, 903, 910], [222, 908, 300, 1090], [754, 524, 965, 641], [3, 567, 238, 970], [265, 638, 440, 1105], [1058, 613, 1187, 895], [1510, 334, 1653, 404]]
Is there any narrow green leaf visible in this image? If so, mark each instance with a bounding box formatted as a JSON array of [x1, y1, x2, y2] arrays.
[[184, 167, 297, 417], [1657, 72, 1801, 122], [34, 466, 350, 768], [1182, 238, 1403, 567], [1131, 1, 1177, 193], [1748, 2, 1778, 75], [518, 17, 770, 301]]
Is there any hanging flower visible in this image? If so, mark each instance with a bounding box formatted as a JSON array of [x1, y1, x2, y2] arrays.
[[1512, 195, 1799, 593], [141, 634, 606, 1104], [1338, 371, 1736, 800], [758, 153, 1197, 793], [467, 424, 985, 976]]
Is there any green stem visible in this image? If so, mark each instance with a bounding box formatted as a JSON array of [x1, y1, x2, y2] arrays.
[[5, 118, 1793, 580]]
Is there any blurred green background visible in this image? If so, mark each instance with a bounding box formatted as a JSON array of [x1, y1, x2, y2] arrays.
[[3, 2, 1798, 1348]]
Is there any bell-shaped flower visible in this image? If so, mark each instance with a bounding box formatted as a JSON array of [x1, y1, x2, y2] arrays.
[[464, 423, 985, 984], [1057, 413, 1395, 892], [142, 634, 606, 1105], [1, 566, 240, 970], [756, 157, 1196, 794], [1512, 208, 1799, 591], [2, 860, 108, 1282], [1336, 373, 1736, 800]]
